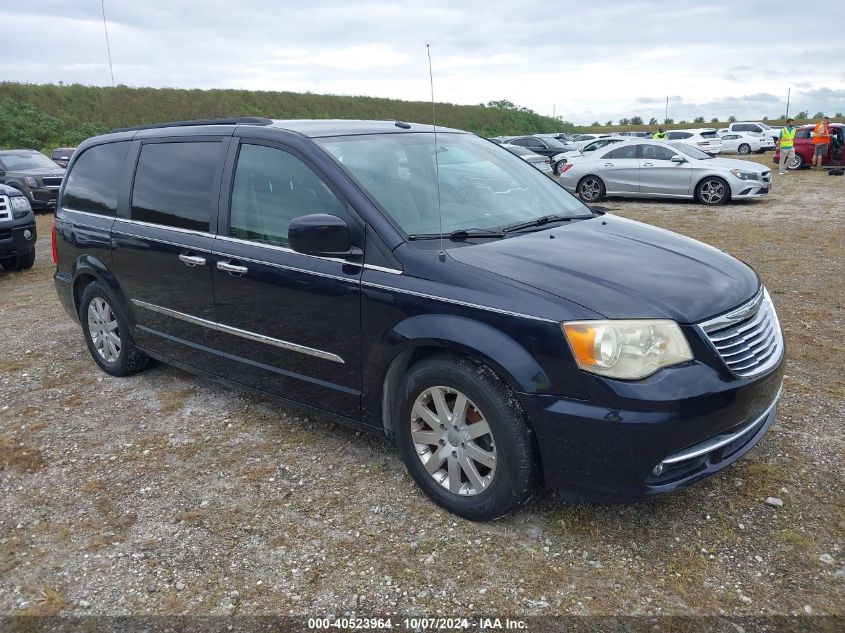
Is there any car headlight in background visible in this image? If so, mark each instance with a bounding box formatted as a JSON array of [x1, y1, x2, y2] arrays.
[[9, 196, 32, 218], [24, 176, 38, 188], [562, 320, 693, 380], [730, 169, 759, 181]]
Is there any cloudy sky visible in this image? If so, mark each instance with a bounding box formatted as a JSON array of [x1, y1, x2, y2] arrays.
[[2, 0, 843, 124]]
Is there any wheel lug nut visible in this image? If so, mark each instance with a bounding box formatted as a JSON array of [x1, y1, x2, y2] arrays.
[[440, 424, 446, 430], [439, 439, 445, 446], [452, 451, 457, 458]]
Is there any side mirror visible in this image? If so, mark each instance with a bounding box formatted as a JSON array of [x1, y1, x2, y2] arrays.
[[670, 155, 686, 163], [288, 214, 361, 258]]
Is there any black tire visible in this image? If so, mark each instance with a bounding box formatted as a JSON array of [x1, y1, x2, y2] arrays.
[[394, 353, 537, 521], [554, 160, 567, 176], [0, 248, 34, 271], [576, 175, 606, 203], [695, 176, 730, 206], [0, 255, 16, 271], [79, 281, 149, 377], [738, 143, 751, 155]]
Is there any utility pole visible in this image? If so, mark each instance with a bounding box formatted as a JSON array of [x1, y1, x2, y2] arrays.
[[665, 96, 669, 123], [785, 87, 791, 118], [101, 0, 115, 87]]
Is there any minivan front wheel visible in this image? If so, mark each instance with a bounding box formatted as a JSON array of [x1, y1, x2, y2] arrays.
[[696, 177, 730, 206], [395, 354, 536, 521], [577, 176, 606, 202], [79, 281, 149, 376]]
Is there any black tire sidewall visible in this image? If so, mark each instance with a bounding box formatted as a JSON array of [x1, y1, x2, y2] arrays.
[[79, 282, 137, 376], [395, 356, 535, 521], [16, 248, 35, 270]]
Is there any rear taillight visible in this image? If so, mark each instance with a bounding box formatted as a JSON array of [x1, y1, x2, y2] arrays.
[[562, 163, 574, 173], [51, 218, 58, 265]]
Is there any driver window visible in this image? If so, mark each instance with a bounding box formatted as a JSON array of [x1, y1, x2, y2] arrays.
[[230, 144, 346, 247]]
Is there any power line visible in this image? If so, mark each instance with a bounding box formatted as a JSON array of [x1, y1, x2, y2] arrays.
[[101, 0, 115, 87]]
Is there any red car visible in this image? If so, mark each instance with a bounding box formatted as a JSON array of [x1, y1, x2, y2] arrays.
[[773, 123, 844, 169]]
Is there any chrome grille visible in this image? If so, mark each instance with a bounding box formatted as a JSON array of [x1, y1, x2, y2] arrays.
[[42, 176, 63, 187], [699, 288, 783, 377], [0, 195, 10, 221]]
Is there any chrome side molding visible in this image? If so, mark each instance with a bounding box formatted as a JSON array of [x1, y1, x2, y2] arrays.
[[131, 299, 344, 364]]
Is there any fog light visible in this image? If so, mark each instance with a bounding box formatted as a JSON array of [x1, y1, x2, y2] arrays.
[[24, 229, 33, 240], [652, 463, 664, 476]]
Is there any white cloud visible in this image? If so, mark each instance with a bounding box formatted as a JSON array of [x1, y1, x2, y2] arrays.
[[0, 0, 843, 124]]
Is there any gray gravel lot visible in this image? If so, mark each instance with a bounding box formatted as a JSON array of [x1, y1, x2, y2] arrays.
[[1, 160, 843, 619]]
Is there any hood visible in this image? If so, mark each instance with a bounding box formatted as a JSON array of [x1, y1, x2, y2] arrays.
[[9, 167, 65, 176], [0, 183, 24, 196], [448, 214, 759, 323]]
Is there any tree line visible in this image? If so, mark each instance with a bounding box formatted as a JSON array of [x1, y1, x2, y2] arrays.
[[591, 112, 843, 127], [0, 83, 576, 152]]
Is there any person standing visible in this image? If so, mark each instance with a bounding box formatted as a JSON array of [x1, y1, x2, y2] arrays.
[[778, 118, 797, 174], [812, 116, 832, 170], [652, 127, 667, 140]]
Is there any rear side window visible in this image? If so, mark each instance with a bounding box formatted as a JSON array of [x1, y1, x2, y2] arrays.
[[131, 141, 223, 231], [605, 145, 638, 159], [62, 141, 130, 216], [229, 144, 346, 247], [796, 129, 813, 139], [667, 132, 692, 139], [641, 145, 678, 161]]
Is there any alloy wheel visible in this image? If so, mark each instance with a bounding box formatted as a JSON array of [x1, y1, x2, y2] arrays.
[[738, 144, 751, 155], [579, 178, 601, 201], [87, 297, 121, 363], [699, 179, 726, 204], [410, 386, 497, 496], [787, 155, 803, 170]]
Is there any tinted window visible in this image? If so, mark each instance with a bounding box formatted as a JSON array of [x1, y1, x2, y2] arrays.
[[723, 134, 740, 140], [734, 124, 752, 132], [641, 145, 678, 161], [512, 137, 542, 148], [131, 141, 223, 231], [700, 131, 718, 139], [605, 145, 639, 159], [62, 142, 130, 216], [796, 129, 813, 139], [666, 132, 692, 139], [229, 144, 346, 246]]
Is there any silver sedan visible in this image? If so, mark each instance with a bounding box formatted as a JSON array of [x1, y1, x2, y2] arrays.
[[557, 140, 772, 205]]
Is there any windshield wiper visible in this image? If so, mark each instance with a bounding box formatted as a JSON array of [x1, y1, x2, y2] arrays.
[[408, 228, 505, 241], [502, 214, 591, 233]]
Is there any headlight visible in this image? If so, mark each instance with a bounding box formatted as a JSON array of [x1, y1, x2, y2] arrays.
[[10, 196, 32, 217], [562, 320, 693, 380], [24, 176, 38, 188], [730, 169, 759, 181]]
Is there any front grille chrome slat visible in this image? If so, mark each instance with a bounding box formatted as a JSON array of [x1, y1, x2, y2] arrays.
[[698, 288, 784, 378]]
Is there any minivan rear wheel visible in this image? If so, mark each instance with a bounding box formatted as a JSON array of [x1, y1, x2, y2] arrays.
[[696, 177, 730, 206], [577, 176, 606, 202], [395, 354, 537, 521], [79, 281, 149, 376]]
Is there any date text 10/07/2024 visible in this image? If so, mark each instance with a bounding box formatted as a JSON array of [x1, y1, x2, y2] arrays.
[[307, 617, 528, 630]]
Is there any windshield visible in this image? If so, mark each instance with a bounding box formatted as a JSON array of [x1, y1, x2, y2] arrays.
[[317, 133, 590, 236], [758, 123, 771, 130], [0, 152, 60, 170], [669, 142, 714, 160]]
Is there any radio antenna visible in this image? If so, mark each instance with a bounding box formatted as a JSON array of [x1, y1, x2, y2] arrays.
[[427, 44, 445, 260]]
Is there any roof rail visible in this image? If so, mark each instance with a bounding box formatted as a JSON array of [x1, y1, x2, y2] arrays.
[[110, 117, 274, 133]]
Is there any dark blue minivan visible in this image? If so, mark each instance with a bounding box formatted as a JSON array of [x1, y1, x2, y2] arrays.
[[53, 118, 785, 520]]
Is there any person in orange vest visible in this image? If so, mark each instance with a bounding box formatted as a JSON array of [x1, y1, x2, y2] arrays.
[[812, 116, 832, 170]]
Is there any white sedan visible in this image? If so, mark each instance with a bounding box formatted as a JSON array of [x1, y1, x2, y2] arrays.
[[718, 133, 766, 155]]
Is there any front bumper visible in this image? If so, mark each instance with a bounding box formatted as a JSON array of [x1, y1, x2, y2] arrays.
[[729, 177, 771, 198], [519, 353, 785, 501], [0, 220, 37, 258], [26, 187, 60, 211]]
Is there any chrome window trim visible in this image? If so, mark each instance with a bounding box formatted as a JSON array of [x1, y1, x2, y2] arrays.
[[131, 299, 344, 364], [361, 281, 557, 323], [660, 383, 782, 466], [61, 207, 116, 220], [112, 230, 213, 251], [116, 217, 215, 238]]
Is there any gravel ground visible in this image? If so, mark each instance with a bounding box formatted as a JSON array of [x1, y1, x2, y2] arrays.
[[1, 158, 843, 621]]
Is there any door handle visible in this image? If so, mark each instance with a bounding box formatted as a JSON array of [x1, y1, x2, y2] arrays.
[[178, 253, 206, 267], [642, 162, 654, 166], [603, 162, 614, 166], [217, 260, 249, 275]]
